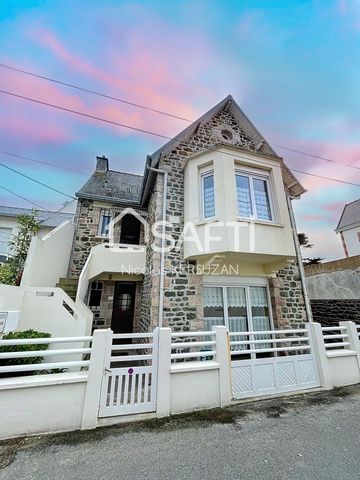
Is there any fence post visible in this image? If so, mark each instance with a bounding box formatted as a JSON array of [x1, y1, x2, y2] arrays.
[[81, 328, 113, 430], [214, 326, 232, 407], [307, 322, 332, 390], [340, 321, 360, 367], [156, 327, 172, 418]]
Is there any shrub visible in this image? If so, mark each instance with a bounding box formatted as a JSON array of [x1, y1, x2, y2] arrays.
[[0, 329, 50, 372]]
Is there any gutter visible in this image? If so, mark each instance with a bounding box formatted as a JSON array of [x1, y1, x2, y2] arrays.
[[286, 195, 313, 323], [146, 161, 168, 328]]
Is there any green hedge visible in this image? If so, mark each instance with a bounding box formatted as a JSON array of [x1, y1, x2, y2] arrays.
[[0, 329, 50, 370]]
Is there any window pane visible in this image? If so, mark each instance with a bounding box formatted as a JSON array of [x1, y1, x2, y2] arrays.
[[0, 228, 11, 256], [202, 174, 215, 218], [250, 286, 271, 349], [100, 212, 111, 236], [203, 286, 224, 330], [227, 286, 249, 352], [253, 179, 272, 221], [236, 175, 252, 218]]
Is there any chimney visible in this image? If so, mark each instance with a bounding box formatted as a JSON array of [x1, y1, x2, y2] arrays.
[[96, 155, 109, 172]]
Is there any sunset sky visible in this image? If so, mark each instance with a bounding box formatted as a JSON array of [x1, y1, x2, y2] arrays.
[[0, 0, 359, 260]]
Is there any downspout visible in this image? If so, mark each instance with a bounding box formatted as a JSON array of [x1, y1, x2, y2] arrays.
[[286, 195, 313, 322], [146, 163, 168, 328]]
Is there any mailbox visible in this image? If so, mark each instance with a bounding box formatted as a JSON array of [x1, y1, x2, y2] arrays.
[[0, 311, 20, 334]]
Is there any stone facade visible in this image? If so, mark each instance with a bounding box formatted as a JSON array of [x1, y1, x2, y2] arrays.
[[141, 108, 307, 331], [269, 263, 307, 329], [68, 199, 146, 278]]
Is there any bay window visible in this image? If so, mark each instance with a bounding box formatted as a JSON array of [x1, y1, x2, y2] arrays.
[[201, 171, 215, 219], [203, 284, 272, 355], [236, 171, 273, 221]]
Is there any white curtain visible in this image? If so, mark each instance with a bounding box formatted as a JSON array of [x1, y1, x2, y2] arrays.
[[250, 287, 268, 307], [227, 287, 246, 307], [203, 287, 223, 307]]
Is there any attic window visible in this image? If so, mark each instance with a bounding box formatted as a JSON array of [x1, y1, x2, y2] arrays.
[[221, 129, 233, 141]]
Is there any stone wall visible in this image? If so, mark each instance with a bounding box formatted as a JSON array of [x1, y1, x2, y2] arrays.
[[269, 263, 307, 329], [311, 299, 360, 326], [68, 199, 146, 278]]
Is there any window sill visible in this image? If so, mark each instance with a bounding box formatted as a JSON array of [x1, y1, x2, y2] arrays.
[[195, 218, 219, 226], [236, 218, 284, 228]]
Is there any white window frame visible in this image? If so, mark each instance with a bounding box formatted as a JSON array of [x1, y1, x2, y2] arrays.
[[200, 170, 216, 220], [98, 209, 112, 237], [203, 282, 274, 359], [0, 227, 12, 258], [235, 169, 275, 223]]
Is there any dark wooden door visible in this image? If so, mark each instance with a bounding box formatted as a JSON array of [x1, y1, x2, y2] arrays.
[[111, 282, 136, 334]]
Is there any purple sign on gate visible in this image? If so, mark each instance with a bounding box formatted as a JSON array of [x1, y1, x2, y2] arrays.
[[128, 368, 134, 375]]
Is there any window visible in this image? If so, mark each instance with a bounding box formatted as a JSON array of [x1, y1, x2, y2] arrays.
[[236, 171, 273, 221], [98, 210, 112, 236], [88, 281, 103, 309], [201, 171, 215, 219], [0, 228, 11, 257], [203, 284, 272, 355]]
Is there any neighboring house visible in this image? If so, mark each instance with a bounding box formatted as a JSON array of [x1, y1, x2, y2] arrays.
[[0, 205, 74, 263], [61, 95, 308, 336], [335, 199, 360, 257]]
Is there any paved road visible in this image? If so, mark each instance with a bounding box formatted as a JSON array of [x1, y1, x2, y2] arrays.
[[1, 386, 360, 480]]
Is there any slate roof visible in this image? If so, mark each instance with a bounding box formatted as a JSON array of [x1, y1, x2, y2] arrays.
[[76, 170, 143, 204], [0, 205, 74, 227], [336, 199, 360, 232]]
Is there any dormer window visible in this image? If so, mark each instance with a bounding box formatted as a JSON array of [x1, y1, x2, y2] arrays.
[[236, 170, 273, 221], [201, 171, 215, 219]]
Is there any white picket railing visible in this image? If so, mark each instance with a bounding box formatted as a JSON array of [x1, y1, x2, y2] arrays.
[[99, 331, 157, 417], [229, 328, 310, 359], [0, 336, 93, 374], [171, 331, 216, 362], [321, 326, 350, 352]]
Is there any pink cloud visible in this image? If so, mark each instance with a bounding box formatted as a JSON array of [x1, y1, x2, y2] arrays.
[[26, 26, 211, 137]]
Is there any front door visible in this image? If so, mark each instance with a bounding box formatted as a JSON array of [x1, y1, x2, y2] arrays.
[[111, 282, 136, 334]]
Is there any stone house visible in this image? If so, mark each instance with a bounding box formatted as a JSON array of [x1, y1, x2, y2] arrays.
[[63, 95, 308, 335]]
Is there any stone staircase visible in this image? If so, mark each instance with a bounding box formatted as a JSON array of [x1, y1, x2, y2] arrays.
[[56, 277, 79, 301]]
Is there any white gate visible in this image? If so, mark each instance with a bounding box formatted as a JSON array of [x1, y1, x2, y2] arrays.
[[99, 330, 158, 417], [230, 326, 320, 399]]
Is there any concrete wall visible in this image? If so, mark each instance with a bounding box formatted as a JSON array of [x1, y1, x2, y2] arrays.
[[328, 353, 360, 387], [0, 374, 87, 440], [170, 366, 221, 414], [21, 220, 74, 288], [0, 285, 92, 338], [305, 256, 360, 300]]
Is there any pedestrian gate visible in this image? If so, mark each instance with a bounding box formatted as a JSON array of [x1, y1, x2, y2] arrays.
[[230, 326, 320, 399], [99, 331, 158, 417]]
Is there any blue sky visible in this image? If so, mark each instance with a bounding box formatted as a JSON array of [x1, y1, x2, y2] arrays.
[[0, 0, 359, 259]]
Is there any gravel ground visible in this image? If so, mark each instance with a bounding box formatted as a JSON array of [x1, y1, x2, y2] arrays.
[[1, 385, 360, 480]]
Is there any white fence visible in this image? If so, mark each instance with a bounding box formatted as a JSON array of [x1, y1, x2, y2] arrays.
[[99, 331, 158, 417], [1, 321, 360, 440], [230, 326, 320, 398]]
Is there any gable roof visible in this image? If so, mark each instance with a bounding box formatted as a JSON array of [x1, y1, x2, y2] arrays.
[[0, 205, 74, 228], [149, 95, 277, 166], [77, 169, 143, 205], [141, 95, 305, 203], [336, 199, 360, 232]]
